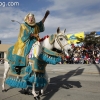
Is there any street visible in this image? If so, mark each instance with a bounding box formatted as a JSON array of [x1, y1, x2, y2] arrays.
[[0, 64, 100, 100]]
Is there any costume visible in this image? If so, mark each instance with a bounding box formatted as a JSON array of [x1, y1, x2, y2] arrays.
[[7, 13, 44, 67], [5, 11, 62, 89], [5, 12, 62, 89]]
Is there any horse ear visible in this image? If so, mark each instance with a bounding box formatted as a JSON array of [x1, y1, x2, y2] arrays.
[[57, 27, 60, 33], [64, 29, 66, 33]]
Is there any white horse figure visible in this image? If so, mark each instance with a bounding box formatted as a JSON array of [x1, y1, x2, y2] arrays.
[[2, 27, 72, 100]]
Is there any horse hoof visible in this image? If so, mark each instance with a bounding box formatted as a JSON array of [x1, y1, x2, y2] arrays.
[[39, 91, 43, 96], [39, 91, 42, 95], [2, 89, 7, 92], [34, 95, 40, 100]]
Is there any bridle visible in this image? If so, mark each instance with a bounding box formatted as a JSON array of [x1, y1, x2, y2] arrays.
[[56, 34, 69, 53]]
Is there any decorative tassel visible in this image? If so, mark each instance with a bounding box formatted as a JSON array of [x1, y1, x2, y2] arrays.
[[22, 81, 27, 88], [39, 53, 61, 64], [16, 80, 20, 88], [29, 75, 35, 83], [5, 77, 27, 88], [25, 65, 32, 74], [23, 74, 30, 80]]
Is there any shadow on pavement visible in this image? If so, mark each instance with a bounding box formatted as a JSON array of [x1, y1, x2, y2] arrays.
[[42, 67, 84, 100], [1, 67, 84, 100]]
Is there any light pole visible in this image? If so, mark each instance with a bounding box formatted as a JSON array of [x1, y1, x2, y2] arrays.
[[11, 20, 21, 24]]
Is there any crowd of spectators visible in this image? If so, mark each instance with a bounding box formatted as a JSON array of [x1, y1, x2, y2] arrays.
[[1, 43, 100, 64], [64, 43, 100, 64]]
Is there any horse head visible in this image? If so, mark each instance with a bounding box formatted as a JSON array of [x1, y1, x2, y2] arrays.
[[53, 27, 73, 57]]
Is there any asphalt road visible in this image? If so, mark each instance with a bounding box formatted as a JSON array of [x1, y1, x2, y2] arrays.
[[0, 64, 100, 100]]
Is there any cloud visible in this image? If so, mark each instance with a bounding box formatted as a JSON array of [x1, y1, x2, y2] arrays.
[[0, 7, 26, 43], [43, 0, 100, 33], [0, 0, 100, 44], [0, 7, 41, 44], [0, 7, 52, 44]]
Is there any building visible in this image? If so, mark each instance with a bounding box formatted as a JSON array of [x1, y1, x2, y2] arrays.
[[0, 44, 12, 60]]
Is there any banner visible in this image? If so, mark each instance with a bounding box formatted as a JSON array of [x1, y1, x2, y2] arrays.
[[66, 32, 85, 44]]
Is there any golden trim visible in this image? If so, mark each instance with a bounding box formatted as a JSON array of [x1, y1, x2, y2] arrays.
[[8, 67, 26, 77], [12, 24, 30, 57]]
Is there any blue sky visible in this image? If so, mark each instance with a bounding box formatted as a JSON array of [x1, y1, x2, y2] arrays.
[[0, 0, 100, 44]]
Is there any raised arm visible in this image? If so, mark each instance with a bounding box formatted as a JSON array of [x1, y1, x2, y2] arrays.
[[42, 10, 50, 23]]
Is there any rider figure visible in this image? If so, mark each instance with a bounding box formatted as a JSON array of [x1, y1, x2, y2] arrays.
[[7, 10, 50, 67]]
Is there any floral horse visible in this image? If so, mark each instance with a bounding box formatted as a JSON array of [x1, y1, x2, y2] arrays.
[[2, 27, 72, 100]]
